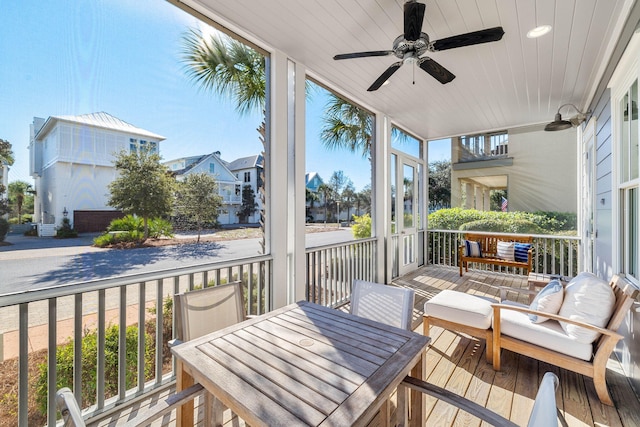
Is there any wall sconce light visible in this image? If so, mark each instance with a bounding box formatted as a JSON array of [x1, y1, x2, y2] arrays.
[[544, 104, 590, 131], [63, 207, 68, 217]]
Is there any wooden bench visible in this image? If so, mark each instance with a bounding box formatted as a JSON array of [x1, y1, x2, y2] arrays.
[[459, 232, 533, 276], [492, 274, 639, 405]]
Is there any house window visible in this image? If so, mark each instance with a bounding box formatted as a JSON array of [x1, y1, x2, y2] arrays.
[[616, 78, 639, 282], [244, 171, 251, 183], [210, 163, 215, 174]]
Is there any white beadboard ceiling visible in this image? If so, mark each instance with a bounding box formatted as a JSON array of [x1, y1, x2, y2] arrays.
[[183, 0, 632, 140]]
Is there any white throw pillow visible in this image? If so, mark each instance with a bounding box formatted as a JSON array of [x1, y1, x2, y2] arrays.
[[557, 272, 615, 344], [528, 279, 564, 324], [497, 241, 515, 261]]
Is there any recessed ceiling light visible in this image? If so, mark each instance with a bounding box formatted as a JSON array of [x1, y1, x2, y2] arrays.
[[527, 25, 552, 39]]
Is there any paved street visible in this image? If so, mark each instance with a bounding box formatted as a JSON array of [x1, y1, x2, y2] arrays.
[[0, 228, 354, 295]]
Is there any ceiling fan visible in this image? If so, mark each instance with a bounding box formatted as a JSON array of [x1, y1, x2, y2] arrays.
[[333, 0, 505, 91]]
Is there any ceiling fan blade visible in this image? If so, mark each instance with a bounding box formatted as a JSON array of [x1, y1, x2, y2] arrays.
[[418, 57, 455, 84], [404, 1, 426, 41], [333, 50, 394, 60], [431, 26, 505, 51], [367, 61, 403, 91]]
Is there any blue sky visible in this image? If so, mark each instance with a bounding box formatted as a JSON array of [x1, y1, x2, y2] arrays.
[[1, 0, 449, 192]]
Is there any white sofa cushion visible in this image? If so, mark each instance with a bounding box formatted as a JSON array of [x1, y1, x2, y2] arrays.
[[529, 279, 564, 324], [496, 301, 593, 361], [558, 272, 615, 344], [425, 290, 497, 330]]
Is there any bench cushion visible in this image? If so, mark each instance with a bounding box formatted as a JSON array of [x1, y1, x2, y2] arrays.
[[496, 301, 593, 361], [425, 290, 497, 330]]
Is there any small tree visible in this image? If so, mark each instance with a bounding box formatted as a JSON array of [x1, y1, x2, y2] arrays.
[[8, 181, 33, 224], [175, 173, 222, 242], [428, 160, 451, 208], [108, 149, 174, 239], [238, 185, 257, 223]]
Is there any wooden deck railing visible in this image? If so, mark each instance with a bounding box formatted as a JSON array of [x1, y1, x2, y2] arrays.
[[427, 229, 581, 277], [305, 237, 377, 307], [0, 255, 272, 427], [1, 236, 381, 427]]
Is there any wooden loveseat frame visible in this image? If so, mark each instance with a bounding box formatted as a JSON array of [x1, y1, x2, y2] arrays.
[[459, 232, 533, 276], [492, 275, 639, 405]]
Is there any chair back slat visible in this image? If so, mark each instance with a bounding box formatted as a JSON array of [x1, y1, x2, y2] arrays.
[[350, 280, 415, 330], [175, 281, 245, 342]]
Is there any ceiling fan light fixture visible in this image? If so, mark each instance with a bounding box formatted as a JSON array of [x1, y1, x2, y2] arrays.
[[527, 25, 552, 39]]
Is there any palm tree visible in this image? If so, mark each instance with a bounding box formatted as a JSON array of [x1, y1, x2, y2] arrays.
[[320, 96, 373, 158], [8, 181, 33, 224], [317, 183, 333, 223], [182, 29, 265, 115]]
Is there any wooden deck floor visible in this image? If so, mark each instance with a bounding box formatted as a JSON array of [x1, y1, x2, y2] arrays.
[[94, 266, 640, 427]]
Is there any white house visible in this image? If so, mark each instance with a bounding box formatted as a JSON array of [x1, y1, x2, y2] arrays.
[[164, 152, 243, 225], [29, 112, 165, 232], [226, 154, 264, 223]]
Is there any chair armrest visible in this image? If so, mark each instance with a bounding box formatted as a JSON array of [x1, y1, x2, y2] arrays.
[[491, 303, 623, 339], [128, 383, 204, 426], [401, 376, 518, 427]]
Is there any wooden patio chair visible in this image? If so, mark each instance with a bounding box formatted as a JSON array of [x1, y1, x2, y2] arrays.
[[56, 282, 247, 427], [172, 281, 247, 426], [402, 371, 568, 427], [350, 279, 416, 425], [56, 383, 204, 426], [350, 279, 415, 330], [492, 274, 639, 405]]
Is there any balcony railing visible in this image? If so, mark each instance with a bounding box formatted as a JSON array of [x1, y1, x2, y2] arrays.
[[427, 229, 580, 277], [1, 237, 380, 426], [0, 255, 272, 427], [305, 237, 377, 307]]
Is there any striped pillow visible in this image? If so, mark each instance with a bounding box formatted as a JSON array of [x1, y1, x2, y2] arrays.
[[514, 243, 532, 262], [497, 241, 515, 261], [463, 240, 482, 257]]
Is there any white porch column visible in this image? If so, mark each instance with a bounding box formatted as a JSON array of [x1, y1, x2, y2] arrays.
[[484, 188, 491, 212], [268, 50, 306, 308], [373, 113, 391, 283], [464, 182, 474, 209], [474, 185, 482, 210]]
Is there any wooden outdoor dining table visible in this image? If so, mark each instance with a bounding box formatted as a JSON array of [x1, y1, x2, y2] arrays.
[[171, 300, 430, 427]]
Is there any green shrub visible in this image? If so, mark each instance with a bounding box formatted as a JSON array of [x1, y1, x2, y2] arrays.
[[107, 214, 172, 238], [0, 218, 9, 242], [56, 217, 78, 238], [428, 208, 576, 234], [428, 208, 485, 230], [94, 215, 173, 246], [352, 213, 371, 239], [459, 218, 543, 234], [35, 323, 153, 416], [24, 227, 37, 236], [107, 214, 143, 232]]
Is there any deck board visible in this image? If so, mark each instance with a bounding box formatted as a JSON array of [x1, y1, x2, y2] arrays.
[[94, 265, 640, 427]]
